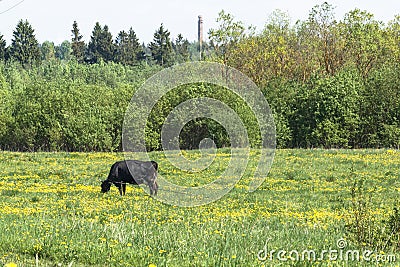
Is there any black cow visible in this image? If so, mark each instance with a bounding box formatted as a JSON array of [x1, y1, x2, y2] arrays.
[[101, 160, 158, 196]]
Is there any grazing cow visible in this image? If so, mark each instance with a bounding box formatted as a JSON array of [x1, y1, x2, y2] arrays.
[[101, 160, 158, 196]]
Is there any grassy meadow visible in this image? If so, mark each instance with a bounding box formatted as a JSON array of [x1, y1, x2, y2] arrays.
[[0, 149, 399, 266]]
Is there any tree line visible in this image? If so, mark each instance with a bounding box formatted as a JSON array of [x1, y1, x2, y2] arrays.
[[0, 2, 399, 151], [0, 20, 196, 67]]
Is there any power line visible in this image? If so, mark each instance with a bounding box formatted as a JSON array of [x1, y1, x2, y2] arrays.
[[0, 0, 25, 15]]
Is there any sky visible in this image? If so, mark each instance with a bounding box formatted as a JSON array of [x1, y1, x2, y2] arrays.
[[0, 0, 399, 45]]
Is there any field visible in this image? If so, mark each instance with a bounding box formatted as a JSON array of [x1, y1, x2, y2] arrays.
[[0, 149, 399, 266]]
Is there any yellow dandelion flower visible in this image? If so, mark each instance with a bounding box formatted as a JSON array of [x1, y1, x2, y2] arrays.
[[5, 263, 17, 267], [149, 264, 157, 267], [387, 149, 395, 155]]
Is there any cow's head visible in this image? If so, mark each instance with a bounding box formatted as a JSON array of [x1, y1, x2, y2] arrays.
[[100, 180, 112, 193]]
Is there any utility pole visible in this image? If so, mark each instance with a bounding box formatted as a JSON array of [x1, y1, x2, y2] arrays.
[[198, 15, 203, 60]]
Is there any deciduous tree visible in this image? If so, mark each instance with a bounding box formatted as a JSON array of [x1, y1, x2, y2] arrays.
[[343, 9, 385, 77], [55, 40, 72, 61], [41, 41, 55, 61], [208, 10, 247, 65]]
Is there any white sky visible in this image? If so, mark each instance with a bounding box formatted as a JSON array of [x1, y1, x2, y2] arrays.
[[0, 0, 399, 45]]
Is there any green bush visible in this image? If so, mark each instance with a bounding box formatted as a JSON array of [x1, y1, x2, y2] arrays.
[[0, 60, 399, 151]]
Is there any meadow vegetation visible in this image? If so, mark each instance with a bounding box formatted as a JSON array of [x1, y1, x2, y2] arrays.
[[0, 149, 398, 266]]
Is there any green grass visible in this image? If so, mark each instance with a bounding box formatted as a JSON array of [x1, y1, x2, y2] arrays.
[[0, 149, 399, 266]]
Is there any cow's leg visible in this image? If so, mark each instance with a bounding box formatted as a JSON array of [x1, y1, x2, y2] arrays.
[[149, 181, 158, 196], [122, 183, 126, 195], [156, 181, 159, 195], [117, 183, 123, 196], [150, 185, 154, 196], [147, 180, 153, 196], [153, 181, 159, 196]]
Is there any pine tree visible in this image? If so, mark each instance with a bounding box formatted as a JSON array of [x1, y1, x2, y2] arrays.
[[149, 24, 173, 66], [0, 34, 6, 61], [174, 33, 190, 63], [87, 23, 114, 63], [86, 22, 102, 63], [10, 20, 40, 65], [114, 27, 143, 65], [71, 21, 85, 62], [99, 25, 114, 62], [114, 30, 129, 64], [128, 28, 145, 61], [142, 42, 152, 62]]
